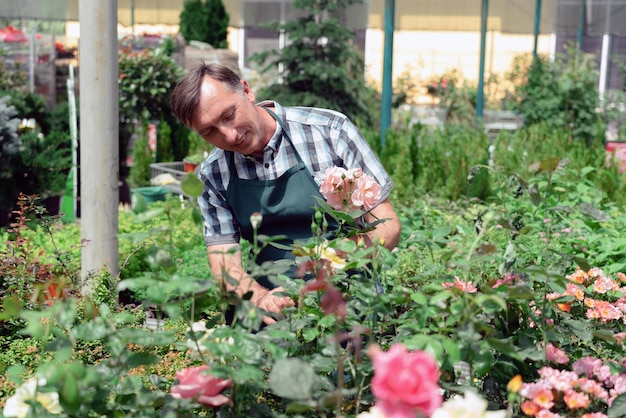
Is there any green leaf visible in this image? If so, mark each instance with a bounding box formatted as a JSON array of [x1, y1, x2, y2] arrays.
[[472, 347, 495, 377], [429, 290, 452, 306], [303, 327, 319, 342], [181, 172, 204, 198], [593, 329, 617, 343], [0, 297, 22, 320], [127, 352, 159, 368], [432, 226, 452, 241], [60, 372, 80, 413], [410, 292, 428, 305], [608, 393, 626, 417], [486, 338, 521, 361], [538, 156, 560, 172], [131, 191, 148, 213], [269, 358, 316, 400], [507, 284, 535, 300], [563, 319, 593, 341], [135, 207, 166, 222], [441, 337, 462, 365], [474, 294, 508, 313], [579, 202, 610, 222]]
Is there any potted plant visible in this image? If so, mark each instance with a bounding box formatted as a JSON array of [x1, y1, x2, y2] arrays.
[[183, 152, 205, 173], [182, 130, 211, 173]]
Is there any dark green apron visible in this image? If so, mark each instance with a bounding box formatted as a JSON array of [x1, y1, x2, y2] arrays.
[[225, 108, 331, 289]]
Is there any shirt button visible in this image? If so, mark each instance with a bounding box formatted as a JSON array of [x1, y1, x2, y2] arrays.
[[264, 163, 269, 168]]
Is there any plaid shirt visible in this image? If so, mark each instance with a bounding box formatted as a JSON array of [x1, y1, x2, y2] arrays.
[[197, 101, 393, 246]]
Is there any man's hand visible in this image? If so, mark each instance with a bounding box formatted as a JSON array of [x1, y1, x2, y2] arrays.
[[252, 286, 296, 325], [208, 243, 295, 325]]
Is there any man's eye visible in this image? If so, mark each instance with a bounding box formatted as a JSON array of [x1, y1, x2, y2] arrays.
[[224, 111, 235, 120]]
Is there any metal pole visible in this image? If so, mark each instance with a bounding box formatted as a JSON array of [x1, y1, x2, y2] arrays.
[[598, 0, 612, 96], [67, 64, 78, 219], [577, 0, 585, 53], [131, 0, 135, 34], [79, 0, 120, 288], [28, 30, 35, 93], [380, 0, 395, 147], [533, 0, 542, 59], [476, 0, 489, 127]]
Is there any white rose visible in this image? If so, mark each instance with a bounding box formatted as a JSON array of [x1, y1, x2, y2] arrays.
[[431, 391, 507, 418], [3, 378, 62, 418]]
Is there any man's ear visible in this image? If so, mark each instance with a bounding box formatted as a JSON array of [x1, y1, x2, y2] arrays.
[[241, 80, 255, 102]]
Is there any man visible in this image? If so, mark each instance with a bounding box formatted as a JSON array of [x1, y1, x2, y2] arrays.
[[170, 64, 401, 324]]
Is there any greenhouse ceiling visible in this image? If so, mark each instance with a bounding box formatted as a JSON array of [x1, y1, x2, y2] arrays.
[[2, 0, 626, 36]]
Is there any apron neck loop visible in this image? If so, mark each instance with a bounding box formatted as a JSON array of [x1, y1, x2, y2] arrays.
[[226, 106, 305, 176]]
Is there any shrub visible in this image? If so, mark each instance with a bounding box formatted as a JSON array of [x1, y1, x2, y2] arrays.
[[179, 0, 229, 48], [513, 45, 603, 147], [0, 96, 21, 216], [251, 0, 377, 128]]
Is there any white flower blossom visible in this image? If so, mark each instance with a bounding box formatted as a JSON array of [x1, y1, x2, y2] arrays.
[[3, 377, 62, 418], [186, 321, 234, 362], [431, 391, 507, 418], [356, 406, 387, 418]]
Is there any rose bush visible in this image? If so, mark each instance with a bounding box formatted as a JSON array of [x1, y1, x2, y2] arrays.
[[4, 137, 626, 418]]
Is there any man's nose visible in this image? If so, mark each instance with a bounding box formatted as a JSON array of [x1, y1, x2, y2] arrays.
[[217, 124, 238, 144]]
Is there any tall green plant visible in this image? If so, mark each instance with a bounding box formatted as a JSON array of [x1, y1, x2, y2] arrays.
[[513, 45, 603, 146], [250, 0, 376, 128], [15, 130, 72, 199], [118, 48, 184, 179], [179, 0, 229, 48], [0, 96, 21, 214], [128, 122, 152, 189], [0, 90, 50, 134], [118, 49, 183, 123]]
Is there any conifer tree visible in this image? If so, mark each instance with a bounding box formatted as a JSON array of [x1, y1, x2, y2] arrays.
[[251, 0, 376, 128], [179, 0, 229, 49]]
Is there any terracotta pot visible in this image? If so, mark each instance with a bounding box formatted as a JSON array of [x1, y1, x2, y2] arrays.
[[184, 162, 198, 173]]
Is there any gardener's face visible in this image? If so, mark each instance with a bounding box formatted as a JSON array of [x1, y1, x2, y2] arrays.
[[191, 76, 273, 157]]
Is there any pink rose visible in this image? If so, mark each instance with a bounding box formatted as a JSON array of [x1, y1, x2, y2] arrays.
[[351, 173, 381, 211], [171, 365, 232, 407], [369, 344, 442, 418], [545, 343, 569, 365], [320, 166, 351, 210]]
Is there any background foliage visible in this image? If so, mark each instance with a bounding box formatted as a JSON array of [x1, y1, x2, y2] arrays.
[[179, 0, 229, 48], [251, 0, 378, 128]]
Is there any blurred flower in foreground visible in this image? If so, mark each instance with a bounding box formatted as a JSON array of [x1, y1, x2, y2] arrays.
[[171, 365, 232, 408], [431, 391, 507, 418], [368, 343, 442, 418], [185, 320, 234, 362], [357, 406, 388, 418], [3, 377, 62, 417]]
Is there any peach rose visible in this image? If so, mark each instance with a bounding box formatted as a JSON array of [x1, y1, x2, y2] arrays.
[[369, 344, 442, 418], [352, 173, 381, 211], [320, 166, 351, 210], [170, 365, 232, 407]]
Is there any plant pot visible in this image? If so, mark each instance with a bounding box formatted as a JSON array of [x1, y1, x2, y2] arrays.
[[44, 195, 62, 216], [605, 140, 626, 173], [131, 186, 171, 203], [184, 162, 199, 173]]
